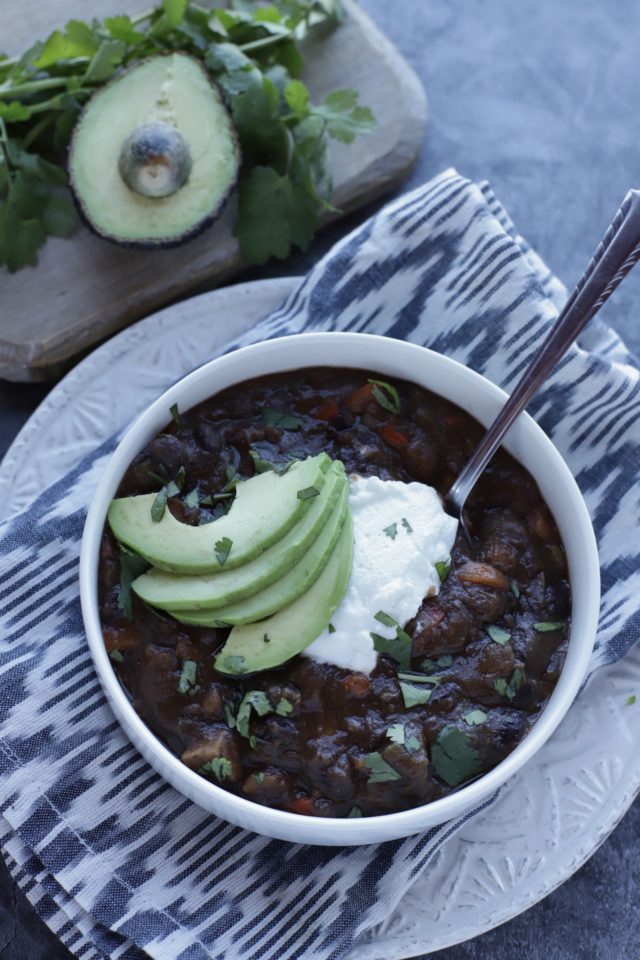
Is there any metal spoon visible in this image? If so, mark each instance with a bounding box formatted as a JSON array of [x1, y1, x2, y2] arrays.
[[447, 189, 640, 540]]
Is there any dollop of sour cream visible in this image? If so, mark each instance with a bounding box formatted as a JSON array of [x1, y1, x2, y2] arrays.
[[303, 475, 458, 675]]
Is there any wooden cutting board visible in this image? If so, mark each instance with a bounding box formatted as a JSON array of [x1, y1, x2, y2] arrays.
[[0, 0, 426, 382]]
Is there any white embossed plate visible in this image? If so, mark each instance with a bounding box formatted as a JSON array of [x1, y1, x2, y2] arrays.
[[1, 278, 639, 958]]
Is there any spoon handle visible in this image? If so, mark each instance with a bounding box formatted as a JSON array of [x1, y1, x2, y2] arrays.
[[448, 189, 640, 512]]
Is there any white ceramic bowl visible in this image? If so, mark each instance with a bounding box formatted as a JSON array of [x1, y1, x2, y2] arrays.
[[80, 332, 600, 846]]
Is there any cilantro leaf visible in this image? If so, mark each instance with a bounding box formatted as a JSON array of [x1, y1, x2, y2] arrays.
[[367, 378, 400, 414], [431, 726, 482, 787], [486, 625, 511, 646], [276, 697, 293, 716], [177, 659, 200, 696], [297, 486, 319, 500], [104, 15, 147, 45], [198, 756, 232, 782], [164, 0, 188, 28], [109, 649, 124, 663], [235, 165, 318, 264], [117, 546, 149, 619], [314, 89, 376, 144], [494, 668, 524, 701], [236, 690, 273, 739], [348, 806, 362, 818], [261, 407, 304, 429], [627, 695, 637, 706], [435, 560, 451, 582], [399, 681, 432, 708], [463, 709, 488, 726], [215, 536, 233, 566], [151, 487, 169, 522], [386, 723, 405, 745], [383, 522, 398, 540], [533, 621, 565, 632], [371, 629, 412, 669], [363, 751, 401, 783]]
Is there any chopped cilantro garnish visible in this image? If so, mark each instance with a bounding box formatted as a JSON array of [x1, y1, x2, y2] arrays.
[[627, 695, 637, 706], [420, 655, 452, 673], [224, 704, 236, 729], [363, 751, 401, 783], [397, 671, 440, 685], [367, 379, 400, 415], [383, 522, 398, 540], [249, 735, 257, 749], [177, 660, 200, 696], [109, 650, 124, 663], [222, 464, 240, 492], [236, 690, 273, 740], [435, 560, 451, 582], [215, 536, 233, 566], [117, 546, 149, 619], [405, 734, 421, 752], [150, 466, 185, 521], [276, 697, 293, 716], [297, 486, 320, 500], [511, 580, 521, 599], [348, 806, 363, 818], [371, 628, 412, 669], [486, 625, 511, 646], [401, 517, 413, 533], [328, 623, 336, 634], [212, 619, 231, 629], [261, 408, 305, 430], [219, 654, 247, 675], [185, 486, 200, 509], [494, 668, 523, 701], [169, 403, 181, 427], [463, 709, 488, 726], [150, 487, 168, 522], [198, 757, 233, 782], [431, 726, 482, 787], [374, 610, 397, 628], [263, 633, 271, 644], [533, 621, 565, 632], [386, 723, 405, 744], [147, 468, 168, 486], [249, 448, 291, 475], [254, 772, 265, 784], [399, 681, 432, 708]]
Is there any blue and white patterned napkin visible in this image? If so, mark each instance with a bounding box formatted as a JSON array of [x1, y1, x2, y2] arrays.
[[1, 170, 639, 960]]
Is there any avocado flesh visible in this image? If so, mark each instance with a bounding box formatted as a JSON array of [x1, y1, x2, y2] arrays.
[[110, 453, 331, 575], [170, 481, 349, 626], [215, 510, 354, 676], [68, 53, 240, 245], [131, 461, 345, 607]]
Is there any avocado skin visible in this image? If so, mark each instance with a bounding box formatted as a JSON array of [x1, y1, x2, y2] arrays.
[[67, 53, 241, 249]]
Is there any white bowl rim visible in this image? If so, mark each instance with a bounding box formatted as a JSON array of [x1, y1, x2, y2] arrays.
[[80, 331, 600, 845]]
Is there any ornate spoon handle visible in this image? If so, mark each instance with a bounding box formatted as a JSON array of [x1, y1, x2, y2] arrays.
[[448, 189, 640, 517]]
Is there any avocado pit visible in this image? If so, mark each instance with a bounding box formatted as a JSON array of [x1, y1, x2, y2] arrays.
[[118, 121, 192, 199]]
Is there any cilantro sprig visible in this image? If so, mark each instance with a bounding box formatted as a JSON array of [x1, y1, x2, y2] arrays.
[[0, 0, 375, 272]]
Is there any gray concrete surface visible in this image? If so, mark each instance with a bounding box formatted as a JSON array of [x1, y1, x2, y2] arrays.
[[1, 0, 639, 956]]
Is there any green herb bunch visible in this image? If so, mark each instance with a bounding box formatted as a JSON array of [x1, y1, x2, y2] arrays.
[[0, 0, 375, 272]]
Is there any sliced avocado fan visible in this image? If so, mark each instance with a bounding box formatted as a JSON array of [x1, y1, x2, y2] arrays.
[[131, 460, 345, 606], [68, 53, 240, 246], [109, 452, 331, 574], [215, 510, 354, 676], [170, 480, 349, 625]]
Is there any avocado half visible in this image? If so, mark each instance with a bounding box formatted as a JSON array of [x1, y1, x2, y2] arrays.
[[68, 53, 240, 247]]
